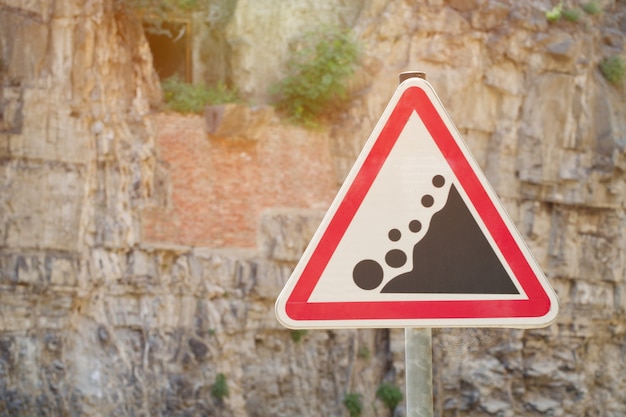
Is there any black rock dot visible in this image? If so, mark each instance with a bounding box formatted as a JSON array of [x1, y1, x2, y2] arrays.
[[388, 229, 401, 242], [422, 194, 434, 207], [353, 259, 384, 290], [385, 249, 407, 268], [433, 175, 445, 188], [409, 220, 422, 233]]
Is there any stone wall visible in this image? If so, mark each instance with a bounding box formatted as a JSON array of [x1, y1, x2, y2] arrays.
[[1, 0, 626, 416], [141, 112, 337, 248]]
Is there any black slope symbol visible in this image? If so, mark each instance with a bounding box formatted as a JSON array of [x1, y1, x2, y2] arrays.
[[381, 184, 519, 294]]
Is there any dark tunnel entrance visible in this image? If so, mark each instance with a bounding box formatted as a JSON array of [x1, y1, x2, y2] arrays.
[[144, 19, 191, 82]]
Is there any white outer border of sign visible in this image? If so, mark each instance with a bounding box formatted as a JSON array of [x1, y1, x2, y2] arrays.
[[275, 77, 559, 329]]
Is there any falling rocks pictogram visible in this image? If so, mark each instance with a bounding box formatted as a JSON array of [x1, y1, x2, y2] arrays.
[[381, 184, 519, 294]]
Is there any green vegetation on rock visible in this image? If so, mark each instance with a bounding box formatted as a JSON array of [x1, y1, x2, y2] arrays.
[[343, 392, 363, 417], [582, 1, 602, 15], [290, 329, 308, 343], [211, 373, 229, 401], [600, 56, 625, 85], [115, 0, 200, 16], [161, 75, 239, 114], [271, 26, 360, 127], [376, 382, 403, 412], [562, 7, 582, 22], [546, 2, 563, 22], [357, 345, 371, 360]]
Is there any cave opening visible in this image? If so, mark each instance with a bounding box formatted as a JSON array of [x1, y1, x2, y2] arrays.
[[143, 19, 192, 82]]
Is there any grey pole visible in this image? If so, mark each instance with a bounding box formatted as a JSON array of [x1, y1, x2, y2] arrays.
[[399, 70, 434, 417], [405, 328, 433, 417]]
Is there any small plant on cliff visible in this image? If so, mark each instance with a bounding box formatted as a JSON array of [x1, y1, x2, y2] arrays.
[[357, 345, 371, 360], [376, 382, 403, 413], [582, 1, 602, 15], [343, 392, 363, 417], [271, 25, 360, 127], [545, 3, 587, 24], [115, 0, 199, 16], [562, 7, 582, 22], [599, 56, 625, 85], [161, 75, 239, 114], [545, 2, 563, 22], [211, 373, 229, 401], [290, 329, 308, 343]]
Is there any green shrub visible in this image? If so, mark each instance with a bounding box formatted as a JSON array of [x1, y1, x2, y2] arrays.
[[545, 2, 563, 22], [599, 56, 625, 85], [115, 0, 199, 15], [357, 346, 371, 360], [562, 7, 582, 22], [582, 1, 602, 15], [174, 0, 199, 11], [343, 392, 363, 417], [211, 373, 229, 401], [290, 329, 308, 343], [376, 382, 403, 412], [161, 75, 239, 114], [271, 26, 360, 127]]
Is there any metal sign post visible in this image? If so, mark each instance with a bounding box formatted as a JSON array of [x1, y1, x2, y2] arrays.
[[405, 328, 433, 417], [399, 71, 434, 417]]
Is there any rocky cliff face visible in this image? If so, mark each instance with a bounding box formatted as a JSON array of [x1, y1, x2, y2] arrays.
[[0, 0, 161, 414], [1, 0, 626, 416]]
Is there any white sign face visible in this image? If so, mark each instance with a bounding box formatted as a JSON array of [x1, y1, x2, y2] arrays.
[[275, 77, 559, 329]]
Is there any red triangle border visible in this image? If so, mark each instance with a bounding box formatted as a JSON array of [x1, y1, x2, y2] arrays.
[[280, 82, 557, 326]]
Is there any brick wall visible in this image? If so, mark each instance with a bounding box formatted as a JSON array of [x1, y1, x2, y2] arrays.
[[142, 113, 338, 248]]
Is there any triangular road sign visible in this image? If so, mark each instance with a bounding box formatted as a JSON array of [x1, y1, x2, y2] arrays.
[[275, 77, 559, 329]]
